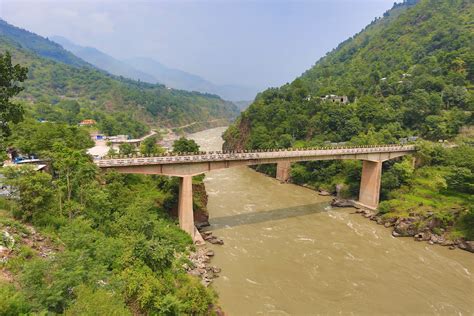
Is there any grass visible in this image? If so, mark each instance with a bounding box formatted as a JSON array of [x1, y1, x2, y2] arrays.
[[379, 166, 472, 239]]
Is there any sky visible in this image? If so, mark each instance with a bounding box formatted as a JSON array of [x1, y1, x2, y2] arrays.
[[0, 0, 395, 90]]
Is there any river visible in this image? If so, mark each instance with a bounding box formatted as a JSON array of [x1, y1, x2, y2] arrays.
[[189, 127, 474, 315]]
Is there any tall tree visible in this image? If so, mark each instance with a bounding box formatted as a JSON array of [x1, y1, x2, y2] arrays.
[[172, 137, 200, 153], [0, 51, 28, 162], [0, 51, 28, 136]]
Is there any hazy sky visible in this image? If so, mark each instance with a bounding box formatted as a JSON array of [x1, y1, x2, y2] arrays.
[[0, 0, 395, 89]]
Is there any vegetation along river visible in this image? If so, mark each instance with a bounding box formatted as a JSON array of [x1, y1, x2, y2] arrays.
[[189, 127, 474, 315]]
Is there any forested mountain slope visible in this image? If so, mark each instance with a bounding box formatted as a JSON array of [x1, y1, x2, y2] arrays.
[[223, 0, 474, 243], [224, 0, 472, 149], [0, 20, 238, 131], [51, 34, 258, 102], [0, 19, 90, 68], [50, 35, 157, 83]]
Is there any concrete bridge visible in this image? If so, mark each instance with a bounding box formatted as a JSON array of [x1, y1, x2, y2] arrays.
[[95, 145, 416, 243]]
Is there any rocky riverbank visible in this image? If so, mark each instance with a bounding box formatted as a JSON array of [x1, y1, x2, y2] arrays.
[[184, 231, 224, 287], [330, 198, 474, 253]]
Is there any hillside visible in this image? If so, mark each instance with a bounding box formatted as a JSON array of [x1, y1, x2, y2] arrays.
[[0, 20, 238, 131], [50, 36, 157, 83], [0, 19, 89, 68], [224, 0, 472, 148], [50, 34, 257, 101], [223, 0, 473, 242]]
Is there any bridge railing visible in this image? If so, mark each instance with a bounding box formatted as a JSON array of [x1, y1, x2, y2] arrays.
[[99, 144, 416, 160], [95, 144, 416, 166]]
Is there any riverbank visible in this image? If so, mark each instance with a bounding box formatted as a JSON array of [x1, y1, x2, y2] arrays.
[[329, 198, 474, 253]]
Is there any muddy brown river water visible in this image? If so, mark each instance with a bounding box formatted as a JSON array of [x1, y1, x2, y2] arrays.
[[189, 127, 474, 315]]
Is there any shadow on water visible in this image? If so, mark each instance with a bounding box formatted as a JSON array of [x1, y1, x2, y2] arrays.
[[208, 202, 330, 229]]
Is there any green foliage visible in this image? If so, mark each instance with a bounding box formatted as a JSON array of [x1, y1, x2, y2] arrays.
[[2, 162, 216, 314], [172, 137, 200, 153], [64, 285, 131, 316], [0, 51, 28, 136], [445, 167, 474, 193], [0, 51, 28, 161], [3, 165, 54, 222], [119, 143, 135, 155], [1, 102, 216, 315], [140, 135, 164, 155], [9, 118, 94, 156], [0, 283, 31, 315]]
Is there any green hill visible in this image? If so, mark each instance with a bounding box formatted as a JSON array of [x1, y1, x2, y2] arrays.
[[0, 20, 238, 133], [223, 0, 474, 242], [0, 19, 90, 68], [224, 0, 472, 149]]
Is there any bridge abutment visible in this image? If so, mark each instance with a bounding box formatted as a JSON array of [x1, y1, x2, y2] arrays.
[[178, 176, 204, 245], [358, 160, 382, 209], [276, 161, 291, 182]]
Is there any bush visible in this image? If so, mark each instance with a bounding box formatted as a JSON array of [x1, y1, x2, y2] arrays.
[[0, 284, 31, 315], [64, 285, 130, 316]]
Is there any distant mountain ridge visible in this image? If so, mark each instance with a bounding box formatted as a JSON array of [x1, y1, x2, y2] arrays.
[[0, 19, 239, 130], [51, 36, 257, 101], [124, 57, 258, 101], [0, 19, 90, 68], [50, 36, 157, 83]]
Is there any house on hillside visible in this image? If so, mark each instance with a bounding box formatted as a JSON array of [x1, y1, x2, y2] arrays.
[[321, 95, 349, 104], [79, 119, 97, 126]]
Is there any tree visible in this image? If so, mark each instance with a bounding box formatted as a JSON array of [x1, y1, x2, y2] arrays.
[[0, 51, 28, 136], [119, 143, 135, 155], [4, 165, 54, 222], [445, 167, 474, 194], [139, 136, 164, 155], [50, 144, 97, 218], [172, 137, 200, 153], [0, 52, 28, 162]]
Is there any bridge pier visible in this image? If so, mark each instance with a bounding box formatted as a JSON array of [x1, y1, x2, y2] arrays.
[[178, 176, 204, 245], [276, 161, 291, 182], [358, 160, 382, 209]]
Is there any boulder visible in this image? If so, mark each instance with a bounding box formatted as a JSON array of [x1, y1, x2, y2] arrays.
[[196, 221, 210, 230], [394, 220, 418, 237], [330, 198, 354, 208], [458, 241, 474, 253], [392, 230, 401, 237], [441, 238, 454, 246], [414, 232, 431, 241], [202, 231, 213, 237], [189, 269, 201, 277], [318, 190, 332, 196], [207, 237, 224, 245]]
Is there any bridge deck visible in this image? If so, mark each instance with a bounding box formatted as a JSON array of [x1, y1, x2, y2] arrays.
[[95, 145, 416, 168]]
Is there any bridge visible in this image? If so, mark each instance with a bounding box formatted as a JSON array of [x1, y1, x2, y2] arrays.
[[95, 144, 416, 243]]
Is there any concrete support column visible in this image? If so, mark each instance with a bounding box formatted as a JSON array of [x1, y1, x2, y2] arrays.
[[178, 176, 204, 245], [359, 160, 382, 209], [276, 160, 291, 182]]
